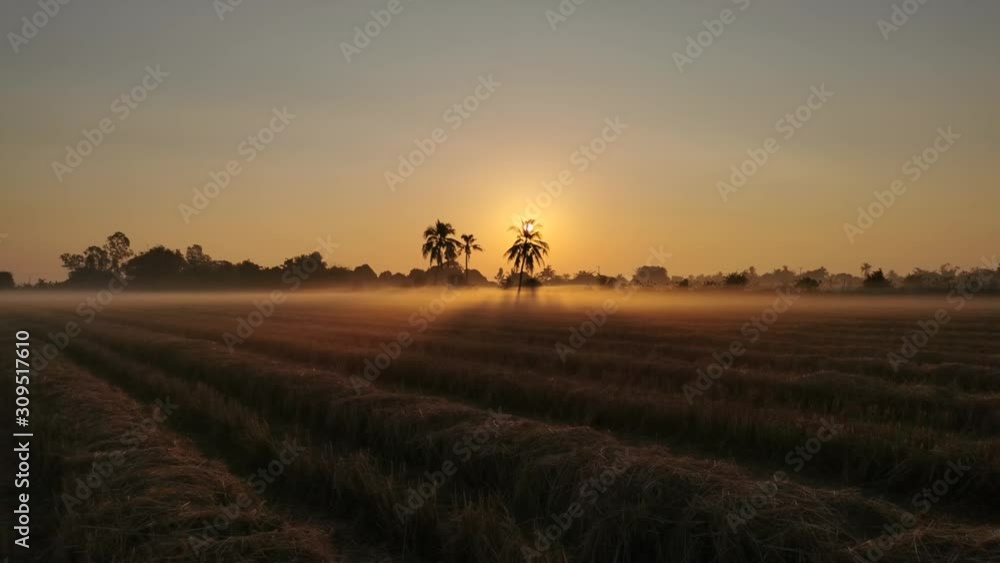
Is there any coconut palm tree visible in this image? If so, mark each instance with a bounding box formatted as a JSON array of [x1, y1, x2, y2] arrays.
[[459, 234, 483, 284], [503, 219, 549, 294], [422, 220, 460, 283]]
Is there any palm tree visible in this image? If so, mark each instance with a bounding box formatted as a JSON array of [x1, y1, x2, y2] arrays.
[[860, 262, 872, 279], [422, 220, 461, 283], [459, 234, 483, 284], [503, 219, 550, 294]]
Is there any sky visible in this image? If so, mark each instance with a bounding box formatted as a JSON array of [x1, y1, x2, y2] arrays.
[[1, 0, 998, 283]]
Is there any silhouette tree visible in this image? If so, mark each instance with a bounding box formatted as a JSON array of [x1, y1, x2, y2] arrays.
[[57, 232, 133, 285], [801, 267, 830, 286], [0, 272, 14, 290], [863, 268, 891, 288], [126, 246, 186, 284], [459, 233, 483, 284], [795, 276, 821, 290], [407, 268, 428, 287], [538, 265, 557, 285], [282, 252, 326, 274], [421, 220, 460, 284], [886, 269, 902, 287], [59, 252, 85, 272], [185, 244, 213, 270], [860, 262, 872, 278], [235, 260, 262, 279], [105, 232, 133, 274], [634, 266, 669, 286], [83, 246, 111, 273], [503, 220, 549, 294], [58, 246, 110, 285], [724, 271, 750, 287], [353, 264, 378, 284]]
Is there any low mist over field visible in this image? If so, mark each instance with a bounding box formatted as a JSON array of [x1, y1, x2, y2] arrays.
[[8, 286, 1000, 330], [4, 289, 1000, 561]]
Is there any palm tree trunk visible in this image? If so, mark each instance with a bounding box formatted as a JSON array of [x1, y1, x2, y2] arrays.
[[516, 262, 524, 294], [465, 254, 469, 284]]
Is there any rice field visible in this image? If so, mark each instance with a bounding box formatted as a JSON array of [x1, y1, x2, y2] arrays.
[[4, 288, 1000, 562]]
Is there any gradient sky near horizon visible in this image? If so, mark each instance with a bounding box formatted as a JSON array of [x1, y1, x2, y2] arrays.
[[1, 0, 998, 283]]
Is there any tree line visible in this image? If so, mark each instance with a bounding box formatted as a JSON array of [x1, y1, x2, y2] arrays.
[[2, 227, 997, 294]]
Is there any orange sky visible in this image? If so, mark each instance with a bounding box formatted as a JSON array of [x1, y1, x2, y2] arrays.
[[1, 1, 998, 283]]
